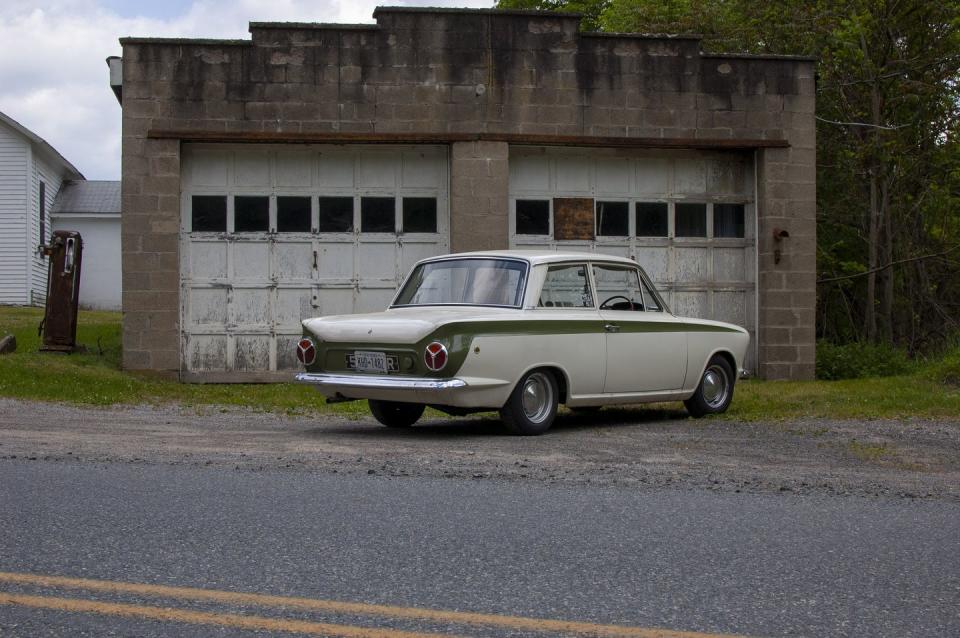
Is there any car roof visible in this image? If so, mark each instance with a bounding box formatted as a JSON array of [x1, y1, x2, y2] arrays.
[[423, 250, 639, 267]]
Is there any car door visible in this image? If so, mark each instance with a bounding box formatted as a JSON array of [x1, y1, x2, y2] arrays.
[[592, 263, 687, 393], [535, 262, 606, 396]]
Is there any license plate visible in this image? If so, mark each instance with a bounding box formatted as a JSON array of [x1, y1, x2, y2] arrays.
[[346, 351, 398, 373]]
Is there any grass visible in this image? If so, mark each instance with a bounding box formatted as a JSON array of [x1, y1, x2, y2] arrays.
[[726, 375, 960, 421], [0, 306, 362, 416], [1, 305, 959, 421]]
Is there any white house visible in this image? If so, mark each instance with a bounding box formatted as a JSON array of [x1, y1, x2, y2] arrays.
[[0, 110, 85, 306], [51, 181, 122, 310]]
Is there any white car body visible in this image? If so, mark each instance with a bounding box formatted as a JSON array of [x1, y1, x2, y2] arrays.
[[296, 251, 749, 420]]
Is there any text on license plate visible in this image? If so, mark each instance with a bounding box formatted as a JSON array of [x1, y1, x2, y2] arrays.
[[346, 351, 399, 373]]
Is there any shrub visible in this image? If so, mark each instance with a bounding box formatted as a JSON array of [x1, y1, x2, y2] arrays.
[[816, 341, 913, 380], [926, 345, 960, 386]]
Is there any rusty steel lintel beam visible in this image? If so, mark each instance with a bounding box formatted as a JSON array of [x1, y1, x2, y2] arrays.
[[146, 130, 790, 150]]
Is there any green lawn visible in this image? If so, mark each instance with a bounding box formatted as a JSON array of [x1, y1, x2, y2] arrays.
[[1, 306, 958, 421], [0, 307, 365, 417]]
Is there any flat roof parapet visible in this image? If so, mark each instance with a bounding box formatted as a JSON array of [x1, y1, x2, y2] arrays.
[[372, 6, 583, 18], [248, 22, 378, 31], [582, 31, 703, 41], [118, 37, 252, 46]]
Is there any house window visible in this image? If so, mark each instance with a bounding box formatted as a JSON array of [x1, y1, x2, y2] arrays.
[[277, 196, 311, 232], [515, 199, 549, 235], [38, 181, 46, 245], [192, 195, 227, 232], [402, 197, 437, 233], [595, 201, 629, 237], [318, 197, 353, 233], [234, 196, 269, 232], [636, 202, 668, 237], [675, 203, 707, 237], [361, 197, 396, 233], [714, 203, 745, 238]]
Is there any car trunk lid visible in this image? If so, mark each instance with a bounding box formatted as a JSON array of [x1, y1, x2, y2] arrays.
[[302, 306, 519, 344]]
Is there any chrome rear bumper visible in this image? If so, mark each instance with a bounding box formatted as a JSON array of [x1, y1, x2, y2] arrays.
[[295, 372, 467, 392]]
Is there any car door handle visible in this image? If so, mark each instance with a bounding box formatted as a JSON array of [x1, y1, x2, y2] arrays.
[[604, 323, 620, 333]]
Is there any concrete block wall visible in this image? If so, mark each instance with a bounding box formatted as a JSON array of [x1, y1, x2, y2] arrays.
[[450, 141, 509, 252], [119, 6, 816, 379]]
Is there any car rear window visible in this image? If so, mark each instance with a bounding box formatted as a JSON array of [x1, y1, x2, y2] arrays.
[[393, 258, 528, 308]]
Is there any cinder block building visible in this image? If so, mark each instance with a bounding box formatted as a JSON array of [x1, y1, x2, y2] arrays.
[[112, 6, 815, 382]]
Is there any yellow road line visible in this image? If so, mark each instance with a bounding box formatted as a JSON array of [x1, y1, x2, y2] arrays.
[[0, 571, 749, 638], [0, 592, 457, 638]]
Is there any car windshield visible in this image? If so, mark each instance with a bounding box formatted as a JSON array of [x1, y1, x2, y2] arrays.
[[393, 258, 528, 307]]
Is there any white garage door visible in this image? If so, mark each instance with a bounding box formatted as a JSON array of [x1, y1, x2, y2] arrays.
[[509, 147, 757, 371], [180, 144, 449, 379]]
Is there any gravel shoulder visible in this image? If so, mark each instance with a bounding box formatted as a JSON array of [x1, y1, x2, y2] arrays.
[[1, 398, 958, 500]]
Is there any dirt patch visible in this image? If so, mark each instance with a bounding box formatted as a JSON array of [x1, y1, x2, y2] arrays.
[[1, 399, 957, 500]]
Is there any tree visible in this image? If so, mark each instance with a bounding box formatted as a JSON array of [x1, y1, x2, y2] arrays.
[[496, 0, 960, 352], [496, 0, 610, 31]]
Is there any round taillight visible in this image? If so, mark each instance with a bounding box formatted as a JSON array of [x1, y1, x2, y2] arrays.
[[296, 338, 316, 366], [424, 342, 448, 371]]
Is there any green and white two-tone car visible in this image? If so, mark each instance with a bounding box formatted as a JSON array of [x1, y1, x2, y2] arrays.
[[295, 250, 749, 435]]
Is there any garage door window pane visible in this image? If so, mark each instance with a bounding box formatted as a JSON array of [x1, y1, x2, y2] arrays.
[[675, 203, 707, 237], [596, 201, 629, 236], [516, 200, 549, 235], [318, 197, 353, 233], [636, 202, 668, 237], [714, 203, 745, 238], [234, 196, 269, 232], [361, 197, 396, 233], [277, 196, 311, 232], [192, 196, 226, 232], [402, 197, 437, 233]]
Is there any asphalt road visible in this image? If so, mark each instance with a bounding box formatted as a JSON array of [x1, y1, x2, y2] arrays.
[[1, 459, 958, 637]]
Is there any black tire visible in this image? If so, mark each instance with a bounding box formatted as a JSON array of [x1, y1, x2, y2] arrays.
[[368, 400, 425, 428], [499, 369, 559, 436], [684, 355, 735, 418]]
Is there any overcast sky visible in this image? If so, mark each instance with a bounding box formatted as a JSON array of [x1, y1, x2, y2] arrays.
[[0, 1, 495, 180]]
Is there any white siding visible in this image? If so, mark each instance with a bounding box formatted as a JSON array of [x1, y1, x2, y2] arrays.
[[51, 215, 122, 310], [28, 154, 64, 305], [0, 121, 28, 304]]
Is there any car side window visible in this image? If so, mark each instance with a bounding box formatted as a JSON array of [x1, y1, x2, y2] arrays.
[[538, 264, 594, 308], [593, 264, 645, 311], [639, 275, 663, 311]]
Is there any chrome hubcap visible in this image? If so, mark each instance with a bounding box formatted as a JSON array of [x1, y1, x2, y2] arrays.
[[521, 372, 553, 423], [701, 365, 729, 408]]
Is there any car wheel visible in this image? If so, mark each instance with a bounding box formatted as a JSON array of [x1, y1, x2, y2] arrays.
[[499, 369, 558, 436], [684, 356, 735, 418], [368, 400, 425, 428]]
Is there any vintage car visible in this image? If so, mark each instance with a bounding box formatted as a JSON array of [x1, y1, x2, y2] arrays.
[[295, 250, 749, 435]]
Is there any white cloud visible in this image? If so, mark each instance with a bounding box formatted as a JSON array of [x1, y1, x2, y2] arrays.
[[0, 1, 494, 180]]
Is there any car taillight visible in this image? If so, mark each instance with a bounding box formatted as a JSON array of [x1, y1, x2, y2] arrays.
[[296, 338, 316, 366], [424, 342, 448, 371]]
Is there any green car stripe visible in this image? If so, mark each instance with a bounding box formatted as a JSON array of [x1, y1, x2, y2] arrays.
[[304, 317, 741, 378]]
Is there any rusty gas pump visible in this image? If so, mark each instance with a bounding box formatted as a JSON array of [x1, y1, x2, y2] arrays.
[[39, 230, 83, 353]]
